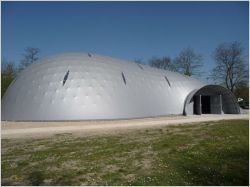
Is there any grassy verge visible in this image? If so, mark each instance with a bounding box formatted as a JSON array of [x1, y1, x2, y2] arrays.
[[1, 119, 249, 185]]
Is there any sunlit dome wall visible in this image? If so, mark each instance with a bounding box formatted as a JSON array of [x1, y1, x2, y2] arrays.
[[1, 53, 240, 121]]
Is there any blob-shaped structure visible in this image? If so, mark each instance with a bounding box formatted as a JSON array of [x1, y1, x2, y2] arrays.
[[1, 53, 240, 121]]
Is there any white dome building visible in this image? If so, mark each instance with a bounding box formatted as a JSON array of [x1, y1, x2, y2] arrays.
[[1, 53, 240, 121]]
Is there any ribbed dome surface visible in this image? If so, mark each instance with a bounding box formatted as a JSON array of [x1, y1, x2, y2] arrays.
[[2, 53, 205, 121]]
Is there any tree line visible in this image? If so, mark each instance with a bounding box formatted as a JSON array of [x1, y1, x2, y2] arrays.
[[1, 42, 249, 107], [1, 47, 40, 97], [135, 47, 203, 77], [135, 41, 249, 106]]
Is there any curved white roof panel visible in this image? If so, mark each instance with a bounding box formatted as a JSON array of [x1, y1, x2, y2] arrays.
[[3, 53, 237, 121]]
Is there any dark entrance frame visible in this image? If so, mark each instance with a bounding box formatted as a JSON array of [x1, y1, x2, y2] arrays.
[[184, 85, 240, 115]]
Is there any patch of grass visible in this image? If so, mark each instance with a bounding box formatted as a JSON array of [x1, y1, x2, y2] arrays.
[[1, 119, 249, 185], [28, 170, 45, 186]]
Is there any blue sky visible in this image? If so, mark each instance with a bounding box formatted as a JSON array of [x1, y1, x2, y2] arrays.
[[1, 1, 249, 82]]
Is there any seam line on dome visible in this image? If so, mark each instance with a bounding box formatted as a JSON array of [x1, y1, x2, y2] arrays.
[[63, 70, 70, 86], [121, 72, 126, 85], [164, 75, 171, 87]]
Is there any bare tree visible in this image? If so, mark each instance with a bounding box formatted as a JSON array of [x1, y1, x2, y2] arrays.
[[19, 47, 40, 70], [174, 47, 203, 76], [1, 59, 16, 97], [211, 41, 248, 92], [149, 56, 176, 71], [2, 60, 16, 76]]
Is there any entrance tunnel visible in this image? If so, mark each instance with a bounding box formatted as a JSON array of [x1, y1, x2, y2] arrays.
[[184, 85, 240, 115]]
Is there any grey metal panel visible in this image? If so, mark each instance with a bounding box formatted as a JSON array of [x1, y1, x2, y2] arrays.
[[210, 95, 222, 114], [2, 53, 205, 121]]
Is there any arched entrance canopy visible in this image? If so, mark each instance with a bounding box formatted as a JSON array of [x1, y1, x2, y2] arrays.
[[184, 85, 240, 115]]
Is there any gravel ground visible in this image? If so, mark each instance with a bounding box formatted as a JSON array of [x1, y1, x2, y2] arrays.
[[1, 114, 249, 139]]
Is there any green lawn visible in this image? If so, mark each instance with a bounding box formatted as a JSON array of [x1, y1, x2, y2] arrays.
[[1, 119, 249, 186]]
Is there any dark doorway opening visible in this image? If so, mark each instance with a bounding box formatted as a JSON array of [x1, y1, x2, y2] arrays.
[[201, 96, 211, 114], [193, 95, 201, 115], [193, 95, 211, 115]]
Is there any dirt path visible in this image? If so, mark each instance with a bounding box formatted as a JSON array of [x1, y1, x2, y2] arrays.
[[1, 114, 249, 139]]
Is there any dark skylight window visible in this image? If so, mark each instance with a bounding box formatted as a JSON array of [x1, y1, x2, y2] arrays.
[[137, 64, 144, 70], [121, 72, 126, 85], [63, 70, 69, 86], [164, 75, 171, 87]]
